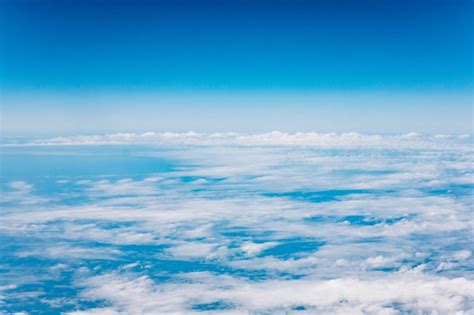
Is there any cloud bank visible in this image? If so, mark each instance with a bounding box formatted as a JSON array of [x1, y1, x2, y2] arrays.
[[6, 131, 472, 149]]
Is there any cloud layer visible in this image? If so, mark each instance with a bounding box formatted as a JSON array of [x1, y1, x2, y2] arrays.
[[6, 131, 471, 149], [0, 136, 473, 314]]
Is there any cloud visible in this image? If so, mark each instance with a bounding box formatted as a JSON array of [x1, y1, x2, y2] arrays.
[[16, 244, 122, 261], [1, 181, 51, 205], [69, 271, 474, 314], [9, 181, 33, 192], [79, 178, 160, 196], [365, 255, 399, 268], [451, 250, 472, 261], [240, 241, 279, 256], [1, 136, 473, 313], [165, 242, 218, 260], [4, 131, 471, 149]]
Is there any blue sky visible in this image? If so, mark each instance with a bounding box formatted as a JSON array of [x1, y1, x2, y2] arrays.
[[1, 0, 472, 134], [1, 3, 473, 312]]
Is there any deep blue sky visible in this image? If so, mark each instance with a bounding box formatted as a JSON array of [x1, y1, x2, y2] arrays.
[[1, 0, 472, 134]]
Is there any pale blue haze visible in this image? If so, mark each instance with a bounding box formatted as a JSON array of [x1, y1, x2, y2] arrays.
[[1, 0, 472, 134]]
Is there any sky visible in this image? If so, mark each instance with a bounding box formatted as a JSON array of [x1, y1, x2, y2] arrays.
[[1, 2, 473, 313], [1, 0, 473, 135]]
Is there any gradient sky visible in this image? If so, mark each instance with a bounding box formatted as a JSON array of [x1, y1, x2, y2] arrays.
[[1, 0, 472, 135]]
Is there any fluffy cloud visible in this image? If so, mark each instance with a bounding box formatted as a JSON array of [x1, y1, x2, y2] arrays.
[[68, 271, 474, 314]]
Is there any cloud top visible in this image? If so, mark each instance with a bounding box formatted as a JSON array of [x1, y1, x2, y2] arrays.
[[11, 131, 473, 148]]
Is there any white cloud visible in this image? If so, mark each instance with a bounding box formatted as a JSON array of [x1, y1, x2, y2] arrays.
[[69, 271, 474, 314], [16, 244, 121, 261], [452, 250, 472, 261], [3, 131, 469, 149], [1, 137, 473, 313], [9, 181, 33, 192], [165, 242, 217, 260], [240, 241, 279, 256], [365, 255, 398, 268], [1, 181, 51, 205], [79, 178, 159, 196]]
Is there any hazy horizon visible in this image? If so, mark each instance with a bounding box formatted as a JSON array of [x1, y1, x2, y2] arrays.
[[1, 0, 472, 135]]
